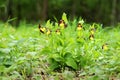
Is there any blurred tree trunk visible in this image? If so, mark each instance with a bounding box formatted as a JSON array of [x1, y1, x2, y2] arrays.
[[16, 2, 21, 26], [42, 0, 48, 21], [6, 0, 13, 20], [71, 0, 76, 19], [117, 0, 120, 22], [0, 5, 6, 21], [111, 0, 117, 25], [95, 0, 102, 22], [36, 0, 42, 20]]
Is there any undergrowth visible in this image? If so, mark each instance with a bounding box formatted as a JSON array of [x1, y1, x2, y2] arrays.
[[0, 13, 120, 80]]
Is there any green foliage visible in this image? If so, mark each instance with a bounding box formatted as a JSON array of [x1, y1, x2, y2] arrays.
[[0, 14, 120, 79]]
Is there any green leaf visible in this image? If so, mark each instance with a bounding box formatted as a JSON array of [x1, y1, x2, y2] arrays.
[[46, 19, 51, 28], [0, 48, 11, 54], [57, 38, 64, 46], [51, 53, 63, 62], [0, 66, 5, 72], [78, 19, 84, 25], [50, 63, 59, 71], [49, 59, 60, 71], [3, 61, 13, 68], [63, 52, 72, 58], [62, 13, 68, 23], [66, 58, 77, 70], [40, 47, 51, 55]]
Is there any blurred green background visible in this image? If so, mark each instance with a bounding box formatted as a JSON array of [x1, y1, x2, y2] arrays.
[[0, 0, 120, 26]]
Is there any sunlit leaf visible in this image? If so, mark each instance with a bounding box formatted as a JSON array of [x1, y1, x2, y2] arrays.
[[0, 66, 5, 72], [62, 13, 68, 23], [46, 19, 51, 28], [66, 58, 77, 70], [0, 48, 11, 54]]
